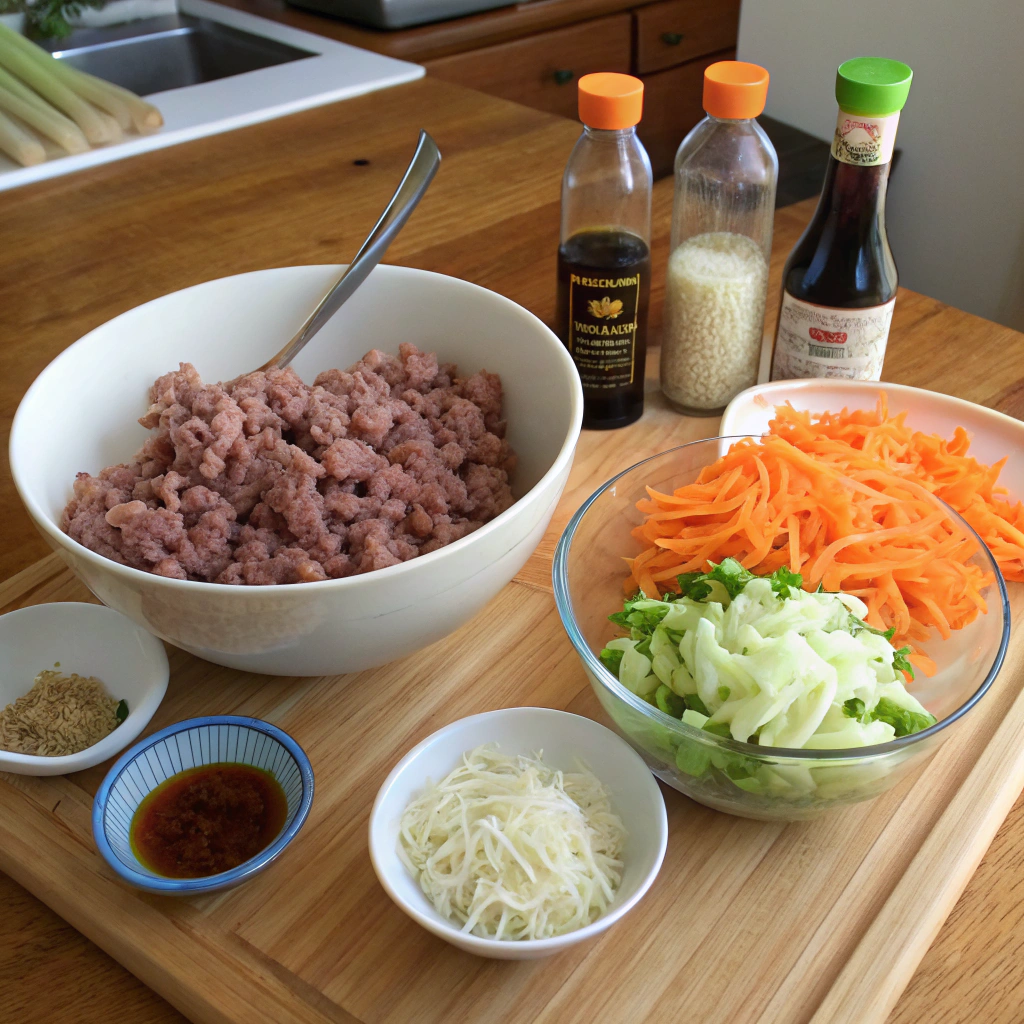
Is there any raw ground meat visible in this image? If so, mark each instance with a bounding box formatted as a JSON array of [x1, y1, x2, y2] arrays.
[[62, 344, 518, 585]]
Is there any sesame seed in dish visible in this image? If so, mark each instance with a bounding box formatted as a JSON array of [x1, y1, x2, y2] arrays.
[[0, 669, 126, 757]]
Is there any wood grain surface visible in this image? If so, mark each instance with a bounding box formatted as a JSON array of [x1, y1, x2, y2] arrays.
[[2, 76, 1024, 1024]]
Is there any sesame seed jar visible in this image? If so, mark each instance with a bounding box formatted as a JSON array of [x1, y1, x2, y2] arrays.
[[661, 61, 778, 416]]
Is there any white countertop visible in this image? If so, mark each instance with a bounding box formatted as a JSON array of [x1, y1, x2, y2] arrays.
[[0, 0, 423, 191]]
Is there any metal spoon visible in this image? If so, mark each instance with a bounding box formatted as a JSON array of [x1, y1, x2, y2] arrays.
[[255, 130, 441, 373]]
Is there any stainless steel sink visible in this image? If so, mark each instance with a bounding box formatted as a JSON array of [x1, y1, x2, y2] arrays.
[[45, 14, 315, 96]]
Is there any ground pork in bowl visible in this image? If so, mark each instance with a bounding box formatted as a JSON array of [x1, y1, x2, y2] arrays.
[[62, 346, 517, 585], [11, 265, 583, 675]]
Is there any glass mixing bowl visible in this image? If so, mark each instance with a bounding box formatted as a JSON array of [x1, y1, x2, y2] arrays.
[[553, 437, 1010, 820]]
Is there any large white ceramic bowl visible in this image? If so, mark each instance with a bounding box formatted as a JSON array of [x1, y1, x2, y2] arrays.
[[10, 266, 583, 676], [369, 707, 668, 959]]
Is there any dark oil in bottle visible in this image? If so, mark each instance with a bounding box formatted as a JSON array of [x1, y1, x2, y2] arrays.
[[555, 228, 651, 430], [769, 157, 898, 380], [780, 159, 896, 309]]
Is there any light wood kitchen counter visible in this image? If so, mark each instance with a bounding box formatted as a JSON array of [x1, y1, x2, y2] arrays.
[[1, 77, 1023, 1024]]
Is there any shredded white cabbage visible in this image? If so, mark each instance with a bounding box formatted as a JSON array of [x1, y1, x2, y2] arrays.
[[607, 577, 933, 748], [397, 744, 626, 940]]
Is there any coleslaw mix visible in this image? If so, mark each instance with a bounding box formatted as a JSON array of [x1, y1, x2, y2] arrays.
[[601, 559, 934, 751]]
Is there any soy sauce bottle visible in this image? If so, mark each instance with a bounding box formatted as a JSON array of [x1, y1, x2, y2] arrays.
[[556, 73, 652, 429], [770, 58, 913, 381]]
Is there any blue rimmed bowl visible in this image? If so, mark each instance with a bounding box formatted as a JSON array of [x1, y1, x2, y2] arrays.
[[92, 715, 314, 894]]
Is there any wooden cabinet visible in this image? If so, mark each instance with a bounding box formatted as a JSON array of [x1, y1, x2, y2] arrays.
[[638, 48, 734, 177], [634, 0, 740, 74], [425, 14, 632, 121]]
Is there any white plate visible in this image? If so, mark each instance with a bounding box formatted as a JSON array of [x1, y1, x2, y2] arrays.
[[721, 380, 1024, 499], [0, 603, 168, 775], [369, 707, 668, 959]]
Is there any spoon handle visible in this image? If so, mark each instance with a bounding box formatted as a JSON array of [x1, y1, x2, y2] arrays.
[[261, 130, 442, 372]]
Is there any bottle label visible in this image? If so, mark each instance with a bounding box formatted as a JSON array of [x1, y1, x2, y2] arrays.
[[772, 291, 895, 381], [567, 271, 642, 389], [831, 108, 900, 166]]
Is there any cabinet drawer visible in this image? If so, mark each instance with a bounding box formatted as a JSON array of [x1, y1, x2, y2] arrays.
[[424, 14, 632, 121], [638, 49, 734, 178], [635, 0, 739, 75]]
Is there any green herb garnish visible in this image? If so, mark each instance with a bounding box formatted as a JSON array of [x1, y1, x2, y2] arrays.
[[891, 647, 915, 679], [870, 696, 934, 737], [675, 558, 806, 602], [842, 697, 868, 722], [843, 695, 933, 736], [770, 565, 803, 598], [848, 615, 897, 642], [609, 596, 670, 636], [673, 571, 712, 602]]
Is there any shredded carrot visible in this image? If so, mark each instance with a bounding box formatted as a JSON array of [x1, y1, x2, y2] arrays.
[[769, 397, 1024, 583], [624, 396, 1020, 659]]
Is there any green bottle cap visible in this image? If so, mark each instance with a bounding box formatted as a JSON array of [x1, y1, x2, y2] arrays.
[[835, 57, 913, 116]]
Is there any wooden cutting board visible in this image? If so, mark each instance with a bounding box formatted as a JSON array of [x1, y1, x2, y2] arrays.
[[2, 407, 1024, 1024]]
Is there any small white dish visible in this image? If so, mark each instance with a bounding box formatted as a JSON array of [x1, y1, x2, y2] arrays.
[[0, 602, 169, 776], [721, 379, 1024, 498], [369, 706, 668, 960]]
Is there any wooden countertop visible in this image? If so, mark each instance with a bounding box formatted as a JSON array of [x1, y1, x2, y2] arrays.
[[1, 77, 1024, 1024], [217, 0, 658, 62]]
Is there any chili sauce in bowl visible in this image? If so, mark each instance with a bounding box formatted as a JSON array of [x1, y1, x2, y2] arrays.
[[130, 763, 289, 878], [93, 716, 313, 895]]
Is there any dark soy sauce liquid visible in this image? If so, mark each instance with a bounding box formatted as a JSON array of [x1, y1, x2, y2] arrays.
[[556, 228, 651, 430], [781, 158, 897, 307]]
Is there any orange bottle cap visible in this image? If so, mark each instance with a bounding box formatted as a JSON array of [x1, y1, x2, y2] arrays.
[[578, 73, 644, 130], [703, 61, 770, 120]]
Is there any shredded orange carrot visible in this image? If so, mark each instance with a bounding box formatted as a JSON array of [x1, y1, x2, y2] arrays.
[[769, 397, 1024, 583], [624, 396, 1020, 662]]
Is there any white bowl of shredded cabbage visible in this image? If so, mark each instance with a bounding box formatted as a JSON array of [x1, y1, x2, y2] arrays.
[[368, 707, 668, 959]]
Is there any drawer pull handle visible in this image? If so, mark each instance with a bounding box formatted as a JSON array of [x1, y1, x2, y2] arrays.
[[553, 69, 575, 85], [661, 31, 685, 45]]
